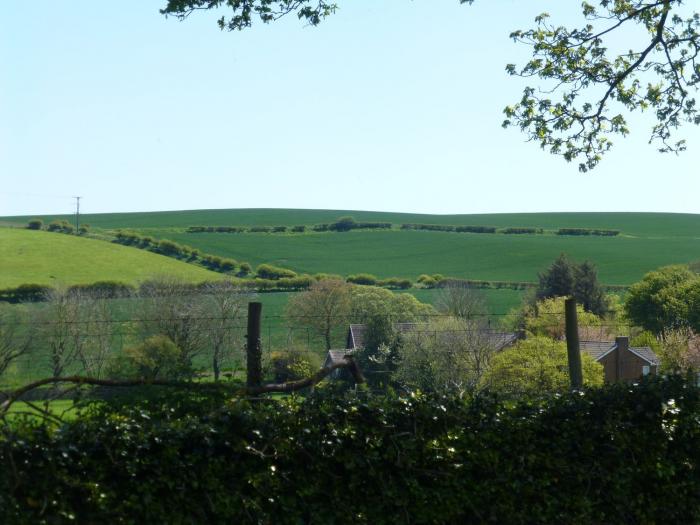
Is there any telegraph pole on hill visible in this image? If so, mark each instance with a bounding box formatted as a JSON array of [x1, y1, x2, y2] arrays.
[[73, 196, 82, 232]]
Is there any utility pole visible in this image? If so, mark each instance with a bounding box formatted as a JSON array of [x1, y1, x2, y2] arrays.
[[246, 302, 263, 388], [565, 298, 583, 389], [73, 196, 82, 233]]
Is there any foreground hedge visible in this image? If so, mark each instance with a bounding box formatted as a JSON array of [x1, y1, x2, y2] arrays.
[[1, 377, 699, 524]]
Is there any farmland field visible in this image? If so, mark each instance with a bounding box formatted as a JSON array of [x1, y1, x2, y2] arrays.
[[0, 228, 222, 288], [3, 210, 700, 287]]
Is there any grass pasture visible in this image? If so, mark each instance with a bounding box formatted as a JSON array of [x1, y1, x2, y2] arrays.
[[3, 209, 700, 288], [160, 228, 700, 285], [0, 228, 222, 288]]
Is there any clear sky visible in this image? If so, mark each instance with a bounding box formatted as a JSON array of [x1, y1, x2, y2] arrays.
[[2, 1, 699, 217]]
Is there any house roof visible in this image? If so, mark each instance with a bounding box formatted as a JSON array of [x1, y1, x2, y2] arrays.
[[629, 346, 660, 365], [580, 341, 616, 361], [346, 323, 519, 351], [324, 349, 355, 367], [579, 340, 659, 365]]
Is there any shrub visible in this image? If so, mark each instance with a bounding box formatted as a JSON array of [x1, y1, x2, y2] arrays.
[[109, 335, 191, 380], [0, 283, 52, 303], [47, 220, 74, 234], [377, 277, 412, 289], [249, 226, 271, 233], [401, 223, 455, 232], [347, 273, 378, 286], [219, 259, 237, 272], [256, 264, 297, 280], [272, 226, 287, 233], [557, 228, 620, 236], [203, 255, 223, 269], [269, 350, 314, 382], [500, 227, 539, 234], [67, 281, 135, 298], [238, 262, 252, 276], [417, 274, 437, 288], [77, 225, 90, 235], [27, 218, 43, 230], [155, 239, 183, 257], [291, 225, 306, 233], [330, 216, 357, 232], [455, 225, 496, 233]]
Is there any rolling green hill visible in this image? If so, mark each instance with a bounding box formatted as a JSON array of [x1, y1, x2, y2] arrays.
[[0, 228, 222, 288], [3, 209, 700, 286], [6, 209, 700, 237]]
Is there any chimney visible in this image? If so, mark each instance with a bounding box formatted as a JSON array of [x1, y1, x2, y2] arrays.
[[615, 336, 629, 382]]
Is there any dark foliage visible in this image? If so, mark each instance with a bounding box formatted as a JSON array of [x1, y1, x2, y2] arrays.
[[500, 227, 541, 234], [557, 228, 620, 236], [2, 377, 699, 523], [537, 254, 607, 316], [0, 284, 52, 303]]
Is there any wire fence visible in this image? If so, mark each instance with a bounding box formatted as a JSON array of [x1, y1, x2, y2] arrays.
[[0, 293, 646, 394]]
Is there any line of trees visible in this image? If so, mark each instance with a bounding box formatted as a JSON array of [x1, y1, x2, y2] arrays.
[[0, 278, 252, 385]]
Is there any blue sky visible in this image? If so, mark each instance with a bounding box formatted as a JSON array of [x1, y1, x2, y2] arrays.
[[2, 1, 699, 217]]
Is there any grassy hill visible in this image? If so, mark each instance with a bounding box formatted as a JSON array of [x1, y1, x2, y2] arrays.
[[3, 209, 700, 286], [6, 209, 700, 237], [0, 228, 222, 288]]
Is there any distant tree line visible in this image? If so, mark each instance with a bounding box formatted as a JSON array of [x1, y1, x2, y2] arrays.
[[401, 224, 544, 235], [556, 228, 620, 236]]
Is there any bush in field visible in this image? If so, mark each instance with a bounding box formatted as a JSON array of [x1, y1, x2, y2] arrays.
[[330, 216, 357, 232], [417, 274, 437, 288], [67, 281, 135, 298], [347, 273, 378, 286], [155, 239, 183, 257], [219, 259, 237, 272], [269, 350, 314, 382], [377, 277, 412, 290], [249, 226, 271, 233], [110, 335, 191, 380], [256, 264, 296, 280], [238, 262, 252, 276], [27, 219, 43, 230], [202, 255, 223, 270], [500, 227, 540, 234], [272, 226, 287, 233], [47, 220, 74, 234], [291, 225, 306, 233]]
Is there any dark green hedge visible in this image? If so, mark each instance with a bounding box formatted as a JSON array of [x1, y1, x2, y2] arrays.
[[1, 377, 699, 524], [0, 284, 51, 303], [557, 228, 621, 236], [500, 227, 542, 234]]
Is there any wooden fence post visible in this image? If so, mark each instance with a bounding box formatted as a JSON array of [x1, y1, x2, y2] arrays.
[[246, 302, 263, 388], [565, 298, 583, 389]]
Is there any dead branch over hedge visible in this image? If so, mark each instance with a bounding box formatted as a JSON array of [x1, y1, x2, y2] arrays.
[[0, 358, 364, 417]]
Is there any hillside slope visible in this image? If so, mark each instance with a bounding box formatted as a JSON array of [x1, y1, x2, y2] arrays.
[[5, 209, 700, 237], [0, 228, 221, 288]]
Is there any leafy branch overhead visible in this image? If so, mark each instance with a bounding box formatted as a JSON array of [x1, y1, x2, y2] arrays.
[[161, 0, 700, 171], [160, 0, 341, 30]]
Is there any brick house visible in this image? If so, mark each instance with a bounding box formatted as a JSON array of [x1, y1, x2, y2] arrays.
[[580, 336, 659, 383]]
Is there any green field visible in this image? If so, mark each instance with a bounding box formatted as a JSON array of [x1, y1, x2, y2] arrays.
[[0, 228, 222, 288], [6, 209, 700, 237], [4, 210, 700, 287]]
